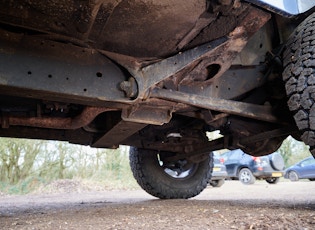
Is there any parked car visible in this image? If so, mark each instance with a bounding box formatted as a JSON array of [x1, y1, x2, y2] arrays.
[[209, 156, 228, 188], [220, 149, 285, 185], [284, 157, 315, 182]]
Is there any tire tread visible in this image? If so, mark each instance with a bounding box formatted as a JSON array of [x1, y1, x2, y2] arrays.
[[283, 12, 315, 156], [129, 147, 213, 199]]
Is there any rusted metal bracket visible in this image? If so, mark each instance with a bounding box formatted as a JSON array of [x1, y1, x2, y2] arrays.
[[150, 88, 279, 123], [121, 104, 173, 125], [92, 120, 147, 148], [117, 7, 271, 100], [127, 37, 228, 98]]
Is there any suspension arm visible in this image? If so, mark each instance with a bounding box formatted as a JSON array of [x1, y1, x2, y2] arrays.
[[150, 88, 280, 123]]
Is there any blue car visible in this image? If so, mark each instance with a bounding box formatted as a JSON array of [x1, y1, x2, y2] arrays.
[[219, 149, 285, 185], [284, 157, 315, 182], [209, 156, 228, 188]]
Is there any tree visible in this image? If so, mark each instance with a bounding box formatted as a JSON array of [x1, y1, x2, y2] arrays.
[[0, 138, 44, 184], [278, 136, 311, 167]]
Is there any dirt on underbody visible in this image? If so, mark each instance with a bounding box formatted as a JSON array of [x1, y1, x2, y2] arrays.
[[0, 180, 315, 230]]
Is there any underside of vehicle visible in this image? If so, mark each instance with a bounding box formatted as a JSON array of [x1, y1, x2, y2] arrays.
[[0, 0, 315, 198]]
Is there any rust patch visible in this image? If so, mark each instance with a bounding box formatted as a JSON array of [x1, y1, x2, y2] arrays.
[[176, 6, 271, 86]]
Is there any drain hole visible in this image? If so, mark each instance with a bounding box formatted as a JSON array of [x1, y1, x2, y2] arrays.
[[206, 64, 221, 80], [96, 72, 102, 78]]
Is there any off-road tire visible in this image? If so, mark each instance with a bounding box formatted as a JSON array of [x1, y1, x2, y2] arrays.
[[129, 147, 213, 199], [283, 12, 315, 156]]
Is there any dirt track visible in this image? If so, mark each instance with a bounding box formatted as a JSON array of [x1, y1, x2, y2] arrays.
[[0, 181, 315, 229]]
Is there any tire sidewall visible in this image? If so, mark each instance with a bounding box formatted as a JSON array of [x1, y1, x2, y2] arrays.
[[288, 170, 299, 181], [140, 150, 209, 189], [129, 147, 213, 199], [266, 177, 280, 184], [239, 168, 255, 185]]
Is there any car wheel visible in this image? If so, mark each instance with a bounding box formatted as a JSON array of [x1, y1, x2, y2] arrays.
[[209, 179, 225, 188], [309, 178, 315, 181], [288, 171, 299, 182], [266, 177, 280, 184], [283, 12, 315, 157], [238, 168, 256, 185], [129, 147, 213, 199]]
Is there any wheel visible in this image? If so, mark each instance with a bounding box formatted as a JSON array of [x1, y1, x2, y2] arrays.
[[209, 179, 225, 188], [265, 177, 280, 184], [238, 168, 255, 185], [129, 147, 213, 199], [283, 12, 315, 157], [309, 178, 315, 181], [288, 171, 299, 182]]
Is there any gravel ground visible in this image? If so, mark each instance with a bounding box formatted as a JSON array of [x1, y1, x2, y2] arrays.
[[0, 180, 315, 229]]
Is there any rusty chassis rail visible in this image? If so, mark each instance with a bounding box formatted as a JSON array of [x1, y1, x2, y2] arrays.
[[0, 107, 116, 130], [150, 88, 279, 123]]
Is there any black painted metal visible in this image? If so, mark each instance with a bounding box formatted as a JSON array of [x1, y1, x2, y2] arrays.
[[0, 32, 128, 105]]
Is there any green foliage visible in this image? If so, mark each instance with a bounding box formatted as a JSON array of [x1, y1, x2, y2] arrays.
[[278, 136, 312, 167], [0, 138, 137, 194], [3, 177, 46, 194]]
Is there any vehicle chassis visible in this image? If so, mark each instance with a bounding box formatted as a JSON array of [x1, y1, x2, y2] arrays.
[[0, 1, 314, 196]]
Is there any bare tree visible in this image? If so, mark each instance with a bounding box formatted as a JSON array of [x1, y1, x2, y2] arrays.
[[0, 138, 44, 184]]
